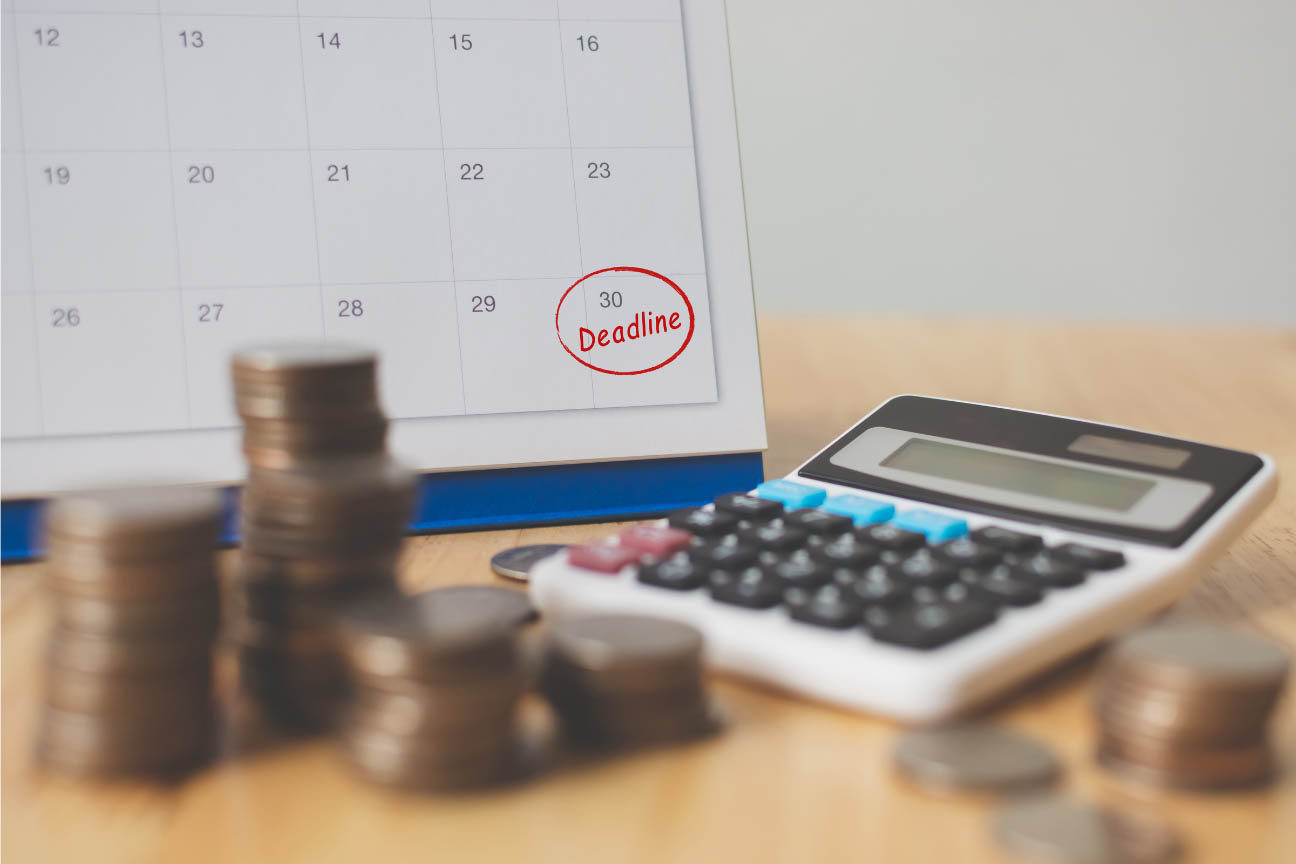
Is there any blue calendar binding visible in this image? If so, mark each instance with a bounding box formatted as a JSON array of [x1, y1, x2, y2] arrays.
[[0, 452, 763, 561]]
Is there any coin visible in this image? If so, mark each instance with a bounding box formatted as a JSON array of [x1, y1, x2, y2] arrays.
[[995, 797, 1183, 864], [490, 544, 569, 582], [1107, 622, 1289, 692], [339, 587, 535, 679], [542, 615, 715, 750], [49, 628, 215, 676], [547, 615, 703, 682], [893, 725, 1060, 793], [37, 707, 214, 776], [44, 666, 212, 716], [239, 550, 399, 590], [45, 486, 222, 559], [54, 587, 220, 637], [339, 722, 521, 791], [349, 678, 525, 737], [1097, 733, 1274, 790]]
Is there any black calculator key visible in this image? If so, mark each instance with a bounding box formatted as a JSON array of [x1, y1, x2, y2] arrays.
[[768, 551, 832, 588], [932, 537, 1001, 568], [667, 507, 739, 538], [690, 540, 758, 572], [637, 554, 705, 591], [970, 526, 1043, 554], [811, 536, 880, 569], [738, 522, 809, 553], [865, 600, 997, 649], [858, 523, 927, 553], [713, 493, 784, 522], [785, 585, 863, 629], [782, 508, 854, 536], [1010, 553, 1086, 588], [845, 566, 910, 607], [959, 565, 1043, 607], [710, 566, 783, 609], [1049, 542, 1126, 571], [890, 550, 958, 586]]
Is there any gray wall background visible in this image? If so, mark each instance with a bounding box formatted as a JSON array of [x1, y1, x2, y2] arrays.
[[725, 1, 1295, 323]]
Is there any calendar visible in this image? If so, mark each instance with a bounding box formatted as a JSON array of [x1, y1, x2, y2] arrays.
[[1, 0, 766, 497]]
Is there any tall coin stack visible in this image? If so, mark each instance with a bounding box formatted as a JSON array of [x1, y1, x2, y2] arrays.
[[1094, 621, 1290, 790], [337, 587, 537, 791], [229, 345, 416, 730], [39, 487, 222, 776], [542, 615, 717, 749]]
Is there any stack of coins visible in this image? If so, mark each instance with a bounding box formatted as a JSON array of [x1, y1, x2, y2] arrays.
[[336, 587, 537, 791], [39, 487, 222, 776], [1094, 621, 1290, 790], [234, 344, 387, 471], [227, 345, 416, 729], [542, 615, 717, 748]]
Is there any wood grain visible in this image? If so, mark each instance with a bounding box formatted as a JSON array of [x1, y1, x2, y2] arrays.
[[4, 319, 1295, 864]]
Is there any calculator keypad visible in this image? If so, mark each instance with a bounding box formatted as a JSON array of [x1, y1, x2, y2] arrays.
[[609, 487, 1127, 650]]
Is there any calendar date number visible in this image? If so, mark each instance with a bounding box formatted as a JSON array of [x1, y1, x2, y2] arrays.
[[33, 27, 60, 47], [460, 163, 484, 181], [51, 307, 80, 327], [337, 299, 364, 317], [187, 165, 215, 184], [471, 295, 495, 313], [197, 303, 223, 323]]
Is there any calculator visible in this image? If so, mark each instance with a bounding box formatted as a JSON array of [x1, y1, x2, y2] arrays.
[[529, 396, 1277, 721]]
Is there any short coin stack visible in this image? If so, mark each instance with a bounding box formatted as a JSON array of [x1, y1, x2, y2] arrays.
[[228, 345, 416, 729], [39, 487, 222, 776], [542, 615, 716, 749], [1094, 621, 1290, 790], [337, 587, 537, 791]]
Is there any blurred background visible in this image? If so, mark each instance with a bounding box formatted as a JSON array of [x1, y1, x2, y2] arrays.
[[728, 0, 1296, 323]]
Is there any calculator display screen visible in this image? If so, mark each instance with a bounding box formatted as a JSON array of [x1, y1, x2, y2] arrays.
[[880, 438, 1155, 512]]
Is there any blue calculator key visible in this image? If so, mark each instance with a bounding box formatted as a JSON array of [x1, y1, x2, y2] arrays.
[[891, 510, 968, 543], [821, 495, 896, 526], [754, 480, 827, 509]]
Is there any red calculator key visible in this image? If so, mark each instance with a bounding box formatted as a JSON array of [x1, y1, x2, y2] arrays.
[[619, 524, 693, 558], [568, 543, 642, 574]]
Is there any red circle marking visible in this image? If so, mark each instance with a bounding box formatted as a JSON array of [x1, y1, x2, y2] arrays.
[[554, 266, 696, 376]]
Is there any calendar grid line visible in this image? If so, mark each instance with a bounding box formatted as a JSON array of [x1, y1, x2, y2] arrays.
[[294, 0, 330, 349], [554, 10, 598, 410], [9, 145, 696, 154], [154, 0, 193, 427], [9, 7, 46, 435], [25, 274, 709, 296], [426, 6, 469, 417], [7, 12, 678, 25]]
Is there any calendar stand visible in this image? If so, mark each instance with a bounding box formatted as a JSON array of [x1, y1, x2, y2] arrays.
[[0, 452, 763, 561]]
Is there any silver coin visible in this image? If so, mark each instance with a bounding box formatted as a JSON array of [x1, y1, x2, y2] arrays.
[[490, 544, 569, 582], [893, 725, 1060, 792], [995, 796, 1183, 864]]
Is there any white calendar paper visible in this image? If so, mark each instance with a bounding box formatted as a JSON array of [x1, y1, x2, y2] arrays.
[[1, 0, 765, 495]]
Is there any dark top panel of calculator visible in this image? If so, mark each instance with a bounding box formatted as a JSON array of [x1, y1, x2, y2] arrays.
[[797, 396, 1264, 548]]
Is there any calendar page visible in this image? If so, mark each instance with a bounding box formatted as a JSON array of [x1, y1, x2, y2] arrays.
[[0, 0, 766, 496]]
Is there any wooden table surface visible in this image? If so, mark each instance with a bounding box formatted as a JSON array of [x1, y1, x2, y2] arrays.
[[4, 319, 1295, 864]]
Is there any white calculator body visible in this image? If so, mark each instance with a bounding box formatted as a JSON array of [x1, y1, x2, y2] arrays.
[[529, 396, 1277, 722]]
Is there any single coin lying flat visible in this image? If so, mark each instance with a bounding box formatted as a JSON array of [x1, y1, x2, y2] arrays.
[[892, 725, 1061, 793], [490, 545, 570, 583]]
